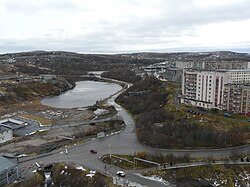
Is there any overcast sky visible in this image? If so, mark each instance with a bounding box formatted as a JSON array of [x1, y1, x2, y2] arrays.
[[1, 0, 250, 54]]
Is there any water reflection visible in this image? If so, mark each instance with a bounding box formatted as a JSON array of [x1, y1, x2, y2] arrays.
[[41, 81, 122, 108]]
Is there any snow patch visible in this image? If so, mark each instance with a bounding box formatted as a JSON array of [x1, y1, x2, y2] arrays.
[[135, 173, 171, 186], [25, 131, 37, 136], [113, 177, 148, 187], [86, 173, 95, 178], [16, 154, 27, 158], [90, 170, 96, 174], [76, 166, 86, 171]]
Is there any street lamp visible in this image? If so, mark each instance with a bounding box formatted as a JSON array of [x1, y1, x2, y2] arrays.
[[16, 167, 19, 179], [6, 170, 9, 185], [65, 148, 68, 164], [109, 144, 111, 159], [224, 130, 228, 146], [6, 167, 11, 185]]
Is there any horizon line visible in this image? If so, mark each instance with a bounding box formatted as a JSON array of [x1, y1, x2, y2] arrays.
[[0, 48, 250, 55]]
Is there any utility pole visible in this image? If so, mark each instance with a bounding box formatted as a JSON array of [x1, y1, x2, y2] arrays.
[[109, 144, 111, 160], [16, 167, 19, 179], [6, 168, 9, 185], [65, 148, 68, 164], [224, 130, 227, 146]]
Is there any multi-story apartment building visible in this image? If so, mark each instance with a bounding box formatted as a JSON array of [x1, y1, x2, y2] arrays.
[[182, 69, 250, 109], [175, 61, 250, 70], [228, 69, 250, 83], [223, 84, 250, 115]]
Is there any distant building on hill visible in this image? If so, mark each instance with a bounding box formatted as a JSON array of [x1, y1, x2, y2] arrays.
[[39, 74, 56, 81], [158, 68, 183, 82], [175, 61, 250, 70]]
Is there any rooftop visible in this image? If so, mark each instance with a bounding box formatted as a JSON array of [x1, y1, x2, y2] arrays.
[[0, 118, 26, 130], [185, 69, 250, 73], [0, 124, 12, 134], [0, 156, 17, 172]]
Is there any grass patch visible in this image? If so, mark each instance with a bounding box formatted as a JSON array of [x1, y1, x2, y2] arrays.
[[19, 114, 52, 126], [143, 164, 250, 187], [101, 152, 211, 170]]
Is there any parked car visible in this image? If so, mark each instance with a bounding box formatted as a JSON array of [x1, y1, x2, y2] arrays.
[[116, 171, 126, 177], [90, 149, 97, 154], [224, 113, 232, 117]]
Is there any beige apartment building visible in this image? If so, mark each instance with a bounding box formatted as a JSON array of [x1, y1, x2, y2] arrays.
[[182, 69, 250, 110], [223, 84, 250, 115]]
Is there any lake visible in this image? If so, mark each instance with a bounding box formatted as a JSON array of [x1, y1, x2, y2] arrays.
[[41, 81, 122, 108]]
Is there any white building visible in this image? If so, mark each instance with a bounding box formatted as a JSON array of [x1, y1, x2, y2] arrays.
[[228, 69, 250, 83], [97, 131, 105, 139], [182, 69, 250, 109], [0, 125, 13, 143]]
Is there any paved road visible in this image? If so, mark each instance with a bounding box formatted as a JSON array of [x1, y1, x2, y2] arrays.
[[17, 79, 250, 186]]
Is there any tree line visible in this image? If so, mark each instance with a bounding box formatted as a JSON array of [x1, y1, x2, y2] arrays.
[[116, 75, 250, 148]]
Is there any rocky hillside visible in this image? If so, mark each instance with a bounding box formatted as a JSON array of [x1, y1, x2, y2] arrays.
[[0, 51, 161, 76], [0, 78, 70, 105], [1, 50, 249, 77], [119, 51, 250, 62]]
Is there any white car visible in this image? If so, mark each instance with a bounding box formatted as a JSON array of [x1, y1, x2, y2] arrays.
[[116, 171, 126, 177]]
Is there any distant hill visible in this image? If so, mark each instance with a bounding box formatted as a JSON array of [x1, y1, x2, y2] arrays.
[[117, 51, 250, 62], [0, 50, 249, 76], [0, 51, 162, 75]]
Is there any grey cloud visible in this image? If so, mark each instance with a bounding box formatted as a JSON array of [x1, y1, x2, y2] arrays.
[[2, 0, 81, 14], [165, 1, 250, 27], [80, 0, 250, 45], [1, 0, 250, 53]]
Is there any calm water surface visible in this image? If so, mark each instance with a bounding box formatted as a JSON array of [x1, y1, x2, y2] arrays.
[[41, 81, 122, 108]]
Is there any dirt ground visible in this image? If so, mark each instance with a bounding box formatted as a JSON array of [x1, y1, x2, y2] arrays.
[[0, 125, 91, 154], [0, 99, 97, 154]]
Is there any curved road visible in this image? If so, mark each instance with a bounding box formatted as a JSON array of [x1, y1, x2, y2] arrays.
[[18, 79, 250, 186]]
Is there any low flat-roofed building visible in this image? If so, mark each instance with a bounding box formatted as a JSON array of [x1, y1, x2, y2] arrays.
[[0, 117, 49, 136], [0, 118, 27, 130], [158, 68, 183, 82], [0, 156, 18, 186], [0, 125, 13, 143]]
